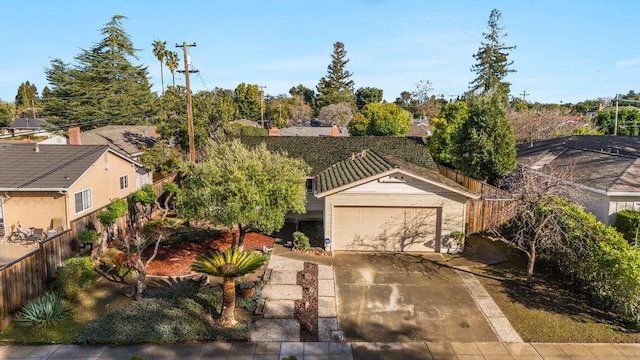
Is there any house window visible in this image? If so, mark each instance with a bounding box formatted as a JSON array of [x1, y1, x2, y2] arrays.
[[74, 188, 92, 213], [120, 175, 129, 190], [306, 178, 313, 193]]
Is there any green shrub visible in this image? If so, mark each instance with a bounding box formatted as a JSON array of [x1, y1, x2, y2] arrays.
[[78, 280, 251, 344], [55, 256, 94, 299], [615, 209, 640, 245], [78, 229, 99, 245], [18, 291, 71, 328], [129, 185, 157, 206], [292, 231, 310, 250], [539, 197, 640, 326]]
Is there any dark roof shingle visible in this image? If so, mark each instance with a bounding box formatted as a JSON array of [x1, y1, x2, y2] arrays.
[[0, 144, 110, 191]]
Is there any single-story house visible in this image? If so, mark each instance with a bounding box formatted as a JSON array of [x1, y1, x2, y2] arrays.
[[275, 125, 348, 137], [517, 135, 640, 225], [0, 143, 144, 238], [239, 136, 478, 253], [0, 117, 54, 138]]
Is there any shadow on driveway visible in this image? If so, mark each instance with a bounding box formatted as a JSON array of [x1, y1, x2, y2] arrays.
[[333, 251, 499, 343]]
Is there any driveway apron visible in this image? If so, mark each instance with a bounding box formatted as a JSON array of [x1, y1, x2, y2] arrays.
[[333, 251, 499, 343]]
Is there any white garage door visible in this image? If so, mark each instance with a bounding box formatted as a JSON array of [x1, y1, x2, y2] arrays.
[[332, 206, 439, 252]]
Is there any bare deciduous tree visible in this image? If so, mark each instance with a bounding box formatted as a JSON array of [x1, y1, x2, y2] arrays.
[[507, 108, 584, 146], [499, 165, 585, 283], [317, 102, 353, 126]]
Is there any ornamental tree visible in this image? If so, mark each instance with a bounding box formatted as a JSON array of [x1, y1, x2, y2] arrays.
[[176, 138, 310, 250], [348, 102, 412, 136]]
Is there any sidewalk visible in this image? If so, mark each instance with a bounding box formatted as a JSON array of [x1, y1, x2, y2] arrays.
[[1, 341, 639, 359]]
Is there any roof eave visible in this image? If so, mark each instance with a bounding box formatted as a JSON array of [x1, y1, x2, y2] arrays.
[[0, 188, 68, 192]]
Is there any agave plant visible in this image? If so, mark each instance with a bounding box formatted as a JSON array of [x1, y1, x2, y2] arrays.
[[18, 291, 71, 328], [192, 248, 268, 326]]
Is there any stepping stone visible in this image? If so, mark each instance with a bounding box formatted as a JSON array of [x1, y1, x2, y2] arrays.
[[269, 270, 298, 285], [317, 317, 340, 342], [318, 296, 337, 317], [268, 256, 305, 271], [264, 299, 295, 318], [318, 279, 335, 296], [251, 319, 300, 342], [262, 284, 302, 300], [318, 264, 334, 279]]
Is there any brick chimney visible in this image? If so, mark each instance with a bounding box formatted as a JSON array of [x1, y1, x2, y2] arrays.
[[68, 126, 82, 145], [331, 125, 339, 137], [269, 127, 280, 136]]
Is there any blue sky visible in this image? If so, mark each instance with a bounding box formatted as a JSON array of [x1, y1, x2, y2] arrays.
[[1, 0, 639, 105]]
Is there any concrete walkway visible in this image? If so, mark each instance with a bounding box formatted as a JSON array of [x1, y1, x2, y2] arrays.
[[2, 341, 640, 359], [250, 250, 341, 342]]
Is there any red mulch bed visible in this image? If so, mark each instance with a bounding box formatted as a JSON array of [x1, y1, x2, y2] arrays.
[[143, 231, 275, 276]]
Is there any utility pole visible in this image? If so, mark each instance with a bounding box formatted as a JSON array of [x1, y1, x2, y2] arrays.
[[614, 94, 619, 136], [176, 42, 198, 162], [258, 85, 267, 128], [520, 90, 529, 102]]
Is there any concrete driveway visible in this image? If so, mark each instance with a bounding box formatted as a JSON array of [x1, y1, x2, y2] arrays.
[[333, 252, 499, 342]]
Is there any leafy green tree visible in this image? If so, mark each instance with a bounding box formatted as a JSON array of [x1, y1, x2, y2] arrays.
[[192, 249, 268, 326], [348, 102, 412, 136], [176, 138, 310, 250], [15, 81, 38, 109], [453, 96, 516, 182], [234, 83, 261, 120], [316, 41, 355, 108], [355, 87, 383, 110], [469, 9, 516, 105], [165, 51, 180, 87], [428, 101, 469, 167], [152, 40, 167, 95], [140, 142, 184, 176], [0, 101, 15, 127], [210, 88, 237, 129], [156, 86, 210, 152], [265, 96, 292, 128], [571, 99, 599, 115], [42, 15, 155, 126], [289, 94, 313, 125], [595, 106, 640, 136], [394, 90, 418, 117], [289, 84, 316, 110]]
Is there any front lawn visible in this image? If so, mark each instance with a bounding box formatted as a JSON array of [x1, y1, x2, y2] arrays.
[[473, 237, 640, 342]]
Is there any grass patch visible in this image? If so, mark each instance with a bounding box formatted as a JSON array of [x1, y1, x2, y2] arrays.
[[0, 278, 132, 344], [473, 237, 640, 342]]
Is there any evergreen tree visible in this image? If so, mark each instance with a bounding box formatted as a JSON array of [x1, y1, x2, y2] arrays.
[[428, 101, 469, 167], [469, 9, 516, 105], [42, 15, 155, 127], [165, 51, 180, 87], [234, 83, 261, 121], [152, 39, 167, 95], [355, 87, 383, 110], [316, 41, 355, 108], [15, 81, 38, 108], [453, 96, 516, 182]]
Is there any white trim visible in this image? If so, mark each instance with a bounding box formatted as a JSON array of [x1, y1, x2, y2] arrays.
[[73, 187, 93, 214]]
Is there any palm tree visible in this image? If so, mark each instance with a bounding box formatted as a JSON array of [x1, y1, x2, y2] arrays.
[[152, 40, 167, 95], [165, 51, 180, 87], [192, 248, 268, 326]]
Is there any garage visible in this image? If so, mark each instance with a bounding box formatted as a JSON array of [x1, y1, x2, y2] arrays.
[[332, 206, 441, 252]]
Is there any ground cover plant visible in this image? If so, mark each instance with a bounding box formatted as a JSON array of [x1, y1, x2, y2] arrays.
[[472, 237, 640, 342]]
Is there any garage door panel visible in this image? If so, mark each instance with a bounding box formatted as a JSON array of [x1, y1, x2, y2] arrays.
[[333, 206, 438, 252]]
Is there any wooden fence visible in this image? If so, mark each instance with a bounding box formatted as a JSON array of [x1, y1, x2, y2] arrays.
[[0, 173, 178, 327], [437, 165, 516, 234], [0, 230, 81, 324]]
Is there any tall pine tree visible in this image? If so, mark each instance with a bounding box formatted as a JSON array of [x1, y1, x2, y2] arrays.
[[316, 41, 355, 109], [469, 9, 516, 105], [42, 15, 155, 127]]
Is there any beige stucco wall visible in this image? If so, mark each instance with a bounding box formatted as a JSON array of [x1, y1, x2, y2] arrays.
[[2, 192, 67, 232], [322, 175, 467, 253], [2, 150, 138, 237], [66, 151, 138, 223]]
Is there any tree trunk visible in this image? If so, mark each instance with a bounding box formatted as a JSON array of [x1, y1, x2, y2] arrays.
[[220, 277, 237, 326], [526, 241, 536, 284], [135, 271, 146, 301], [237, 224, 246, 251]]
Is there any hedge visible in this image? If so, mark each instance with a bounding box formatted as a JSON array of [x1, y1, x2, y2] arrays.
[[615, 209, 640, 245]]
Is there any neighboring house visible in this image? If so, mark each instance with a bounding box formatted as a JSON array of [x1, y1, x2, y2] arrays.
[[0, 144, 142, 238], [0, 118, 54, 138], [517, 135, 640, 225], [272, 125, 348, 137], [239, 136, 478, 253], [68, 126, 157, 187], [407, 122, 432, 137]]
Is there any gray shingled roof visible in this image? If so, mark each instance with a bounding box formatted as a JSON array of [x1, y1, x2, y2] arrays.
[[0, 144, 110, 191], [80, 125, 158, 158], [315, 149, 476, 196], [517, 136, 640, 193], [238, 136, 437, 175], [7, 118, 52, 129], [278, 126, 349, 137]]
